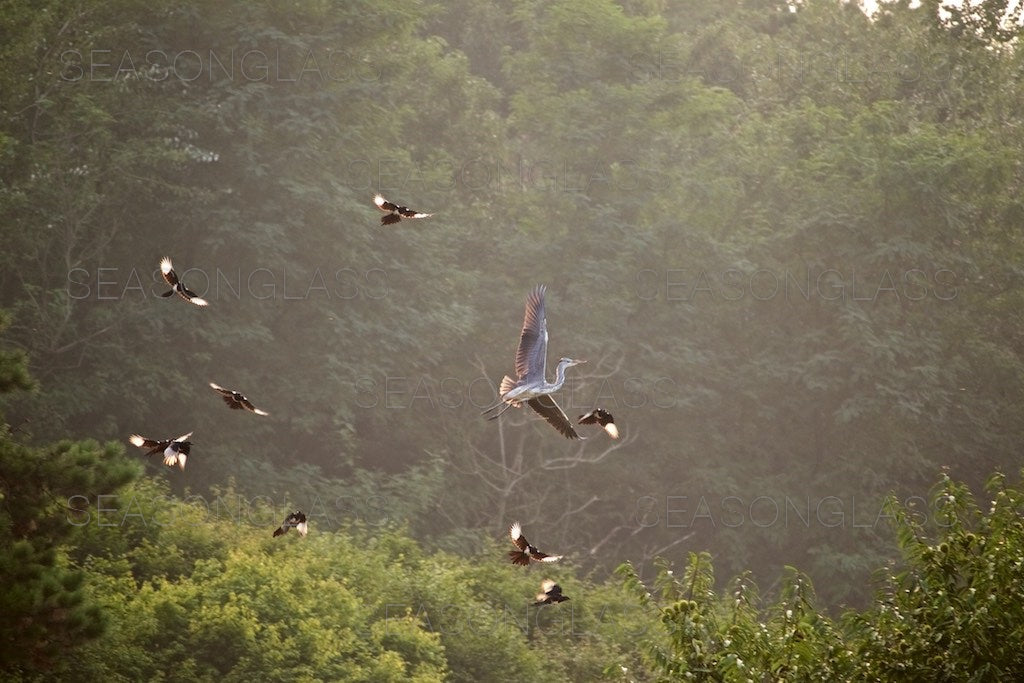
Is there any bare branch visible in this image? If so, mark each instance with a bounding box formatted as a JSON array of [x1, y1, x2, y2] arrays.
[[578, 351, 625, 383], [541, 430, 637, 470], [50, 323, 114, 355], [642, 531, 695, 564], [551, 494, 599, 528], [590, 525, 627, 556]]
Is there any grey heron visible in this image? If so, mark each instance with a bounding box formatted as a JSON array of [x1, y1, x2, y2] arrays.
[[482, 285, 587, 439]]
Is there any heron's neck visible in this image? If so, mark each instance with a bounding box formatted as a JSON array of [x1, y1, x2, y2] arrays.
[[552, 362, 569, 390]]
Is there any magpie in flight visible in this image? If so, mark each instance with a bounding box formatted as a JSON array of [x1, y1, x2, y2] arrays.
[[373, 194, 433, 226], [160, 257, 208, 306], [129, 431, 193, 470], [209, 382, 269, 416], [508, 521, 563, 566], [533, 579, 570, 606], [578, 408, 619, 439], [273, 511, 308, 537]]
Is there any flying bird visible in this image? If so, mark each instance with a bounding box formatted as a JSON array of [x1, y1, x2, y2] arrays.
[[373, 194, 433, 225], [508, 521, 563, 566], [209, 382, 269, 416], [159, 256, 208, 306], [273, 510, 308, 537], [128, 431, 193, 470], [482, 285, 586, 439], [533, 579, 570, 606], [578, 408, 619, 439]]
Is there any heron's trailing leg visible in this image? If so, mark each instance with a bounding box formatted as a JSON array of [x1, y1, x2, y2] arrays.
[[486, 402, 516, 421]]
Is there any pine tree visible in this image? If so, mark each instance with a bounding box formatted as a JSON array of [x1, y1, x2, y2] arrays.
[[0, 309, 140, 675]]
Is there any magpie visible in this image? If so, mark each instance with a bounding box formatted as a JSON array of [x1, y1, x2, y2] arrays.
[[508, 521, 563, 566], [160, 257, 208, 306], [129, 431, 193, 470], [209, 382, 269, 416], [373, 194, 432, 226], [273, 510, 308, 537], [578, 408, 619, 439], [533, 579, 570, 605]]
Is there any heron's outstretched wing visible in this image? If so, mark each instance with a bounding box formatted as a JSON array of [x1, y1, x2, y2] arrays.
[[527, 394, 582, 439], [514, 285, 548, 384]]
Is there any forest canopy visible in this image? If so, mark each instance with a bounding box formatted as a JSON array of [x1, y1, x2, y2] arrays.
[[2, 0, 1024, 679]]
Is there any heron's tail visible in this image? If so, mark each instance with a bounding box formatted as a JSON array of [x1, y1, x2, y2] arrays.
[[481, 375, 522, 415], [498, 376, 521, 406]]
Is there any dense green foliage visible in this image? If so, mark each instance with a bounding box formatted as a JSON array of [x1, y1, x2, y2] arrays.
[[3, 0, 1024, 678], [0, 312, 140, 671], [617, 471, 1024, 680], [23, 477, 652, 681]]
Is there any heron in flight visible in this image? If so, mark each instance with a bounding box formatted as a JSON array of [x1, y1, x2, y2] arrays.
[[482, 285, 586, 439]]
